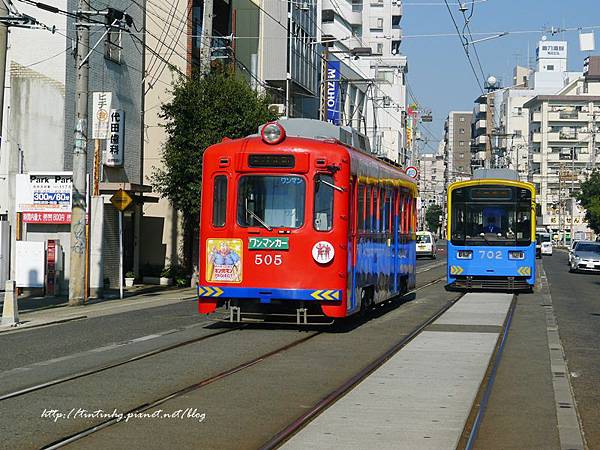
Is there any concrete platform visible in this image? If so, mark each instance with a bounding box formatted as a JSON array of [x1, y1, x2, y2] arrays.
[[282, 293, 513, 450]]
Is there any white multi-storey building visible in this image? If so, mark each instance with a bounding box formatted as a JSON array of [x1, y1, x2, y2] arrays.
[[525, 68, 600, 240], [419, 143, 446, 207], [471, 38, 581, 176], [320, 0, 408, 164]]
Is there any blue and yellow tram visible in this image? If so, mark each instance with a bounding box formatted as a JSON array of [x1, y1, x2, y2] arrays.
[[446, 169, 536, 291]]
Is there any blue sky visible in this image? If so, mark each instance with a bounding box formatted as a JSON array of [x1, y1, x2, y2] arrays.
[[401, 0, 600, 153]]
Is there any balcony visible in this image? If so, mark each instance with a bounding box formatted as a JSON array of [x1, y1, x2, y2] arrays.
[[548, 111, 588, 122], [475, 119, 486, 129], [475, 103, 487, 113], [474, 135, 488, 145], [531, 112, 541, 122], [531, 132, 541, 143], [473, 151, 487, 161], [557, 131, 578, 141], [390, 27, 402, 40]]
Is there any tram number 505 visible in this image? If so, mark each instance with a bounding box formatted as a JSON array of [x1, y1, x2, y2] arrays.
[[478, 250, 502, 260], [254, 254, 283, 266]]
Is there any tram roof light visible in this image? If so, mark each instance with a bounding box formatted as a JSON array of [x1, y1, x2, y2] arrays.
[[261, 122, 286, 145]]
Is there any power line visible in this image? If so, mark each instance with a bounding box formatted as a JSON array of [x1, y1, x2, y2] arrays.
[[442, 0, 484, 93]]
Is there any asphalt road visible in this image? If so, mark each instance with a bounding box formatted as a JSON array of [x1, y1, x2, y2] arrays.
[[543, 250, 600, 449], [0, 257, 447, 449]]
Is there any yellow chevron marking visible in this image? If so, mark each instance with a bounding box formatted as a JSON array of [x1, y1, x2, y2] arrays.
[[213, 287, 223, 297], [332, 290, 340, 300], [204, 287, 214, 296], [311, 290, 323, 300], [450, 265, 464, 275], [198, 287, 205, 296], [518, 266, 531, 276], [322, 290, 335, 301]]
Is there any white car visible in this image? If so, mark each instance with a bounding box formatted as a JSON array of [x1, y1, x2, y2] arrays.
[[416, 231, 437, 259], [569, 241, 600, 273], [541, 241, 553, 256], [568, 240, 580, 266]]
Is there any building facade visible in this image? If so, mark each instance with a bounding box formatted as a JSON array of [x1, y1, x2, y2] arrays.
[[525, 74, 600, 239], [418, 142, 445, 231], [443, 111, 472, 189], [491, 40, 582, 180], [320, 0, 407, 163], [0, 1, 68, 288]]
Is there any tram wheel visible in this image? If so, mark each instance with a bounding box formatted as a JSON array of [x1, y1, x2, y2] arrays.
[[359, 287, 374, 317]]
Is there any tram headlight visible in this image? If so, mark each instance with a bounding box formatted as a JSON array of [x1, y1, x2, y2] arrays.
[[508, 251, 525, 260], [457, 250, 472, 259], [261, 122, 286, 145]]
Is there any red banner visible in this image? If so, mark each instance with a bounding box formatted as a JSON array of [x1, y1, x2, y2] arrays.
[[22, 212, 71, 224]]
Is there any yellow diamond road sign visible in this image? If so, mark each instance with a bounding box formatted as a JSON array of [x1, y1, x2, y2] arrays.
[[110, 189, 133, 212]]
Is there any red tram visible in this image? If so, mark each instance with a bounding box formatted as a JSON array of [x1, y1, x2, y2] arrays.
[[198, 119, 418, 323]]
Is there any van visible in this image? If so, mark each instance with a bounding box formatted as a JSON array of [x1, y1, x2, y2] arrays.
[[416, 231, 437, 259]]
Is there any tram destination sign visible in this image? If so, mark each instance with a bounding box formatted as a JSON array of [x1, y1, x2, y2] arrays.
[[248, 237, 289, 250]]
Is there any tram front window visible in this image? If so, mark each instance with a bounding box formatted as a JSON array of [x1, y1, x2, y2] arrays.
[[451, 186, 532, 246], [237, 175, 306, 229]]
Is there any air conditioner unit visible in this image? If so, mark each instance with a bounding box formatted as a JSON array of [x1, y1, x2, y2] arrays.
[[268, 104, 286, 116]]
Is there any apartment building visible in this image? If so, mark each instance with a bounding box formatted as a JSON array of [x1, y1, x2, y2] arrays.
[[320, 0, 408, 163], [419, 143, 445, 207], [491, 40, 582, 180], [443, 111, 472, 188], [525, 61, 600, 239]]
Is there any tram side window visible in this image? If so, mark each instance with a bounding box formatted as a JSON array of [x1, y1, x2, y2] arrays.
[[212, 175, 227, 227], [379, 188, 385, 232], [314, 174, 334, 231], [370, 186, 376, 232], [357, 184, 365, 232], [384, 189, 392, 233]]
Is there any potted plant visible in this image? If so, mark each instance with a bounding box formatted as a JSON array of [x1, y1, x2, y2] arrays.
[[160, 266, 174, 286], [125, 271, 135, 287]]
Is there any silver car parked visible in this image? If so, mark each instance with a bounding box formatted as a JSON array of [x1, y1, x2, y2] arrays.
[[569, 241, 600, 273]]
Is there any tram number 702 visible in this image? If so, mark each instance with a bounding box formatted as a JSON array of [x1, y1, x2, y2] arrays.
[[254, 254, 283, 266], [478, 250, 502, 260]]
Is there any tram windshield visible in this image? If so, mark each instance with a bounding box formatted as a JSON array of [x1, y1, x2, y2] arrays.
[[450, 185, 532, 246], [237, 175, 306, 229]]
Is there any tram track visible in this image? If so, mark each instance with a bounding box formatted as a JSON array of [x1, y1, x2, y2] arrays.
[[260, 289, 464, 450], [0, 268, 447, 405], [39, 278, 450, 449], [1, 270, 450, 449], [41, 331, 324, 449], [0, 324, 244, 402]]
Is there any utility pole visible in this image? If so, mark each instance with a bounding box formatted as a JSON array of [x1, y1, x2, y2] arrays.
[[0, 2, 8, 136], [200, 0, 213, 74], [319, 46, 328, 121], [69, 0, 90, 306], [571, 146, 576, 244]]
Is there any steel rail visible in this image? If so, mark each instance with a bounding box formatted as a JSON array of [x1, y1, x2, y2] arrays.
[[259, 290, 464, 450], [0, 323, 243, 402], [42, 331, 323, 450]]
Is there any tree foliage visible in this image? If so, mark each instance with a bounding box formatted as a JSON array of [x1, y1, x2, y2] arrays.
[[151, 68, 276, 220], [577, 169, 600, 234], [425, 204, 443, 234]]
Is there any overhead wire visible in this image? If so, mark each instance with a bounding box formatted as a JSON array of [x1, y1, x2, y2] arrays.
[[442, 0, 484, 93]]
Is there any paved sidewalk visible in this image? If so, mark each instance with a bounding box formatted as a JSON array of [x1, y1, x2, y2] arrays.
[[283, 293, 513, 450], [0, 286, 197, 334]]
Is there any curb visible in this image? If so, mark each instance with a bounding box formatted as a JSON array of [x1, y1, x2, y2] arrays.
[[0, 315, 88, 334]]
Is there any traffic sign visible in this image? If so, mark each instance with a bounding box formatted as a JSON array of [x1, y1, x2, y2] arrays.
[[110, 189, 133, 211], [405, 166, 418, 179]]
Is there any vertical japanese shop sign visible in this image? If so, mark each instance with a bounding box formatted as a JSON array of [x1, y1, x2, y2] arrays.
[[104, 109, 124, 167], [92, 92, 112, 139], [326, 60, 341, 125]]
